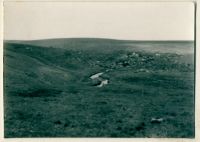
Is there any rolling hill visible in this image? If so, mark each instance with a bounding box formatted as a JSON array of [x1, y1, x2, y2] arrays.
[[4, 38, 195, 137]]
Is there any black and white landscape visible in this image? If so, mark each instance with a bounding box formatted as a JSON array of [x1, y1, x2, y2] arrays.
[[3, 2, 195, 138], [4, 38, 194, 137]]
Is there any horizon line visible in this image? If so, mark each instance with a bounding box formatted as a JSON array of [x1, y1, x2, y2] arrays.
[[4, 37, 195, 42]]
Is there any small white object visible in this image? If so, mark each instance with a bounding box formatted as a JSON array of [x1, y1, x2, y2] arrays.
[[97, 80, 108, 87], [90, 72, 103, 79], [131, 52, 139, 57], [151, 117, 164, 123]]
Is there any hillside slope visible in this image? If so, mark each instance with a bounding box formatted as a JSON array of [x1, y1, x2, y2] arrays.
[[4, 39, 195, 137]]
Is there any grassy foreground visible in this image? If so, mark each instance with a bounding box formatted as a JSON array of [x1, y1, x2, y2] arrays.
[[4, 39, 194, 137]]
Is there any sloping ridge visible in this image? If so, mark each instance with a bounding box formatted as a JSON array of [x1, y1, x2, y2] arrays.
[[4, 42, 72, 94], [5, 38, 130, 48]]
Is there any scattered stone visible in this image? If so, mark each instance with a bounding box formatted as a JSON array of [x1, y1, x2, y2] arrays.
[[97, 79, 108, 87], [138, 68, 149, 73], [90, 72, 103, 79], [151, 117, 164, 124], [131, 52, 139, 57], [90, 72, 109, 87]]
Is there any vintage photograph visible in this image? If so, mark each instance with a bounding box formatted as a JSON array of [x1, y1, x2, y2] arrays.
[[3, 2, 195, 138]]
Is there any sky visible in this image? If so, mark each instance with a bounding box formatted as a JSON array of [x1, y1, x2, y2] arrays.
[[4, 2, 194, 40]]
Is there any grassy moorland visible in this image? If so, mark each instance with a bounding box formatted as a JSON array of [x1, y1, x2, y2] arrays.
[[4, 38, 194, 137]]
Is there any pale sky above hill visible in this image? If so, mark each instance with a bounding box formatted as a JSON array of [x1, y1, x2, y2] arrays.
[[4, 2, 194, 40]]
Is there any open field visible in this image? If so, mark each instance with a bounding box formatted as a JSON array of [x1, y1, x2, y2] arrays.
[[4, 38, 194, 137]]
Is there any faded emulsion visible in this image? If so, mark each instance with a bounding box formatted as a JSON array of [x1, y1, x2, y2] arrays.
[[4, 39, 195, 137], [3, 1, 195, 138]]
